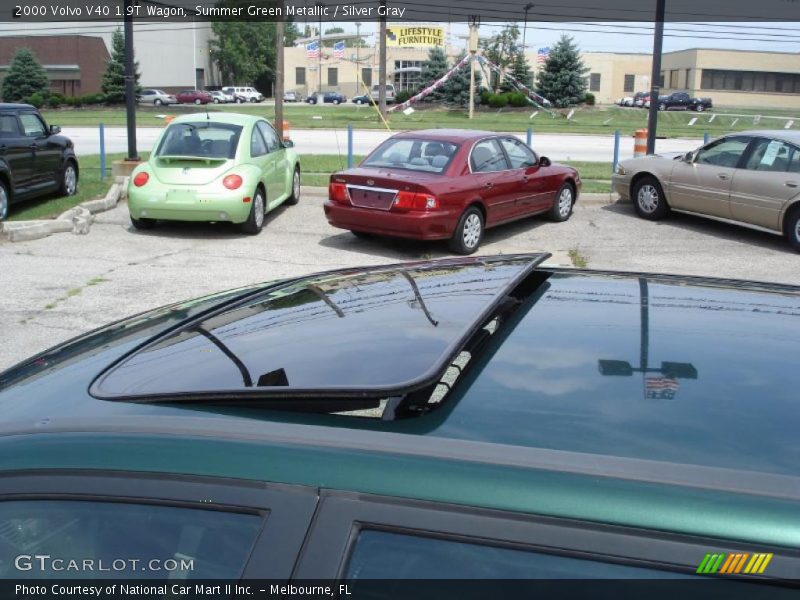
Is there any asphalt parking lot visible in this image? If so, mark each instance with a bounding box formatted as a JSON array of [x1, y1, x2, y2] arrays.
[[1, 189, 797, 371]]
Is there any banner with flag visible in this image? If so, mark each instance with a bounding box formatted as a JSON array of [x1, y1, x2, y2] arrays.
[[537, 47, 550, 64], [306, 41, 320, 59], [333, 40, 345, 59], [645, 376, 679, 400]]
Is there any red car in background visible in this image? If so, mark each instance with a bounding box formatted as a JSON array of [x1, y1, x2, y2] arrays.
[[325, 129, 581, 254], [175, 90, 213, 105]]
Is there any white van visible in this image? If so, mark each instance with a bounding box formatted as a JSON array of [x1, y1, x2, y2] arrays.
[[221, 86, 264, 103], [370, 84, 396, 103]]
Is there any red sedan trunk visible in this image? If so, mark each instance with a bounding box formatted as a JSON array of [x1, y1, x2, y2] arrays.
[[324, 129, 581, 254]]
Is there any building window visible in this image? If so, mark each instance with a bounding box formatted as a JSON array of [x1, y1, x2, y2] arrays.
[[589, 73, 601, 92], [362, 68, 372, 87], [700, 69, 800, 94], [658, 72, 665, 87], [685, 68, 691, 88], [623, 74, 635, 93], [669, 70, 680, 88], [328, 68, 338, 86], [296, 67, 306, 86]]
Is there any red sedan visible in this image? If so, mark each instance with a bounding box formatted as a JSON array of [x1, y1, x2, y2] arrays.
[[175, 90, 213, 105], [324, 129, 581, 254]]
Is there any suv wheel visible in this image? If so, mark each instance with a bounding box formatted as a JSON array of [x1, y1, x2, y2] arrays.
[[632, 176, 670, 220], [695, 104, 705, 112], [449, 206, 484, 255], [60, 160, 78, 196], [785, 207, 800, 252], [0, 180, 9, 221], [236, 97, 244, 104], [333, 99, 340, 105]]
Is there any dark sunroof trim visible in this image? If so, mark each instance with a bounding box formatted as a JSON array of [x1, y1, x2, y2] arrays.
[[89, 253, 552, 404]]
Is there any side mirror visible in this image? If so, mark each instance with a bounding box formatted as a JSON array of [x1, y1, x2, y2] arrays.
[[538, 156, 551, 167], [49, 125, 61, 135], [283, 139, 294, 148], [682, 151, 694, 163]]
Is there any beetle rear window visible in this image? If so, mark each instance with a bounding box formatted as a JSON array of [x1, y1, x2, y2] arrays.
[[155, 122, 242, 159]]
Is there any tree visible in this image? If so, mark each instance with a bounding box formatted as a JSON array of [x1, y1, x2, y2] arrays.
[[481, 24, 523, 92], [418, 46, 448, 102], [535, 34, 589, 108], [440, 52, 481, 107], [210, 22, 277, 91], [101, 28, 141, 103], [1, 48, 49, 103], [506, 51, 533, 91]]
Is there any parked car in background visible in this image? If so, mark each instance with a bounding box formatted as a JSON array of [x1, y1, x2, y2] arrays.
[[136, 89, 178, 106], [175, 90, 213, 105], [352, 94, 376, 105], [325, 129, 580, 254], [209, 90, 234, 104], [0, 103, 79, 221], [283, 90, 299, 102], [306, 92, 347, 105], [617, 96, 635, 107], [222, 86, 263, 103], [371, 83, 396, 103], [2, 253, 799, 584], [657, 91, 713, 112], [633, 92, 650, 107], [127, 113, 301, 235], [613, 130, 800, 251]]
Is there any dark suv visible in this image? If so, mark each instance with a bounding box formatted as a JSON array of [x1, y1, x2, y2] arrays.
[[0, 103, 78, 221]]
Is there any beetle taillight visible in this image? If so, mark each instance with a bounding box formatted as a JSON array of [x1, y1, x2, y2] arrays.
[[329, 182, 350, 205], [223, 174, 243, 190], [133, 172, 149, 187]]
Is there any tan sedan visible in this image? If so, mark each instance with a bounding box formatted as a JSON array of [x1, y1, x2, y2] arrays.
[[612, 130, 800, 251]]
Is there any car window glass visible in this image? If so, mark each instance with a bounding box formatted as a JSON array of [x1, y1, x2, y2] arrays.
[[695, 137, 749, 168], [788, 146, 800, 173], [499, 138, 537, 169], [0, 500, 263, 579], [745, 139, 795, 172], [0, 114, 19, 137], [250, 125, 268, 157], [156, 122, 241, 159], [362, 138, 458, 174], [257, 122, 280, 152], [471, 139, 510, 173], [345, 530, 687, 579], [18, 113, 46, 137]]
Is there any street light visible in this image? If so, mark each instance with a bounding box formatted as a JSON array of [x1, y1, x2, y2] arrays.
[[522, 3, 535, 52], [355, 22, 361, 94], [316, 1, 324, 95]]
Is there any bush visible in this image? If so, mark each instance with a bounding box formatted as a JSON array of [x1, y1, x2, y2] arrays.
[[26, 92, 45, 108], [508, 92, 529, 107], [487, 93, 509, 108], [395, 90, 412, 104], [480, 89, 492, 104], [583, 92, 596, 106], [47, 92, 65, 108], [80, 93, 106, 105]]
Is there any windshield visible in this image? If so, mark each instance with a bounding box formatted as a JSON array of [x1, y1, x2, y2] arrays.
[[362, 138, 458, 174], [155, 122, 242, 159]]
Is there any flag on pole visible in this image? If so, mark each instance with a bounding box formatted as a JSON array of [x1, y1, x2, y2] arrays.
[[306, 41, 320, 59], [333, 40, 345, 59], [537, 47, 550, 64]]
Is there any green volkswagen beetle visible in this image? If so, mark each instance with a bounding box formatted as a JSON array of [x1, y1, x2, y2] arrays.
[[128, 113, 300, 234]]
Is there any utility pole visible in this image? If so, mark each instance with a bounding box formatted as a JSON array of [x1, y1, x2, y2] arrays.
[[378, 0, 387, 119], [522, 3, 534, 51], [316, 2, 323, 95], [646, 0, 665, 154], [468, 16, 479, 120], [355, 22, 361, 93], [275, 11, 284, 137], [123, 0, 138, 161]]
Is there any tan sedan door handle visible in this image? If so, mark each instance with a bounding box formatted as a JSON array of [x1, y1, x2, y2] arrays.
[[786, 181, 799, 188], [717, 173, 729, 180]]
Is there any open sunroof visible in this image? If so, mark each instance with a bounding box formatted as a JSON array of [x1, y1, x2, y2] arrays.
[[90, 254, 550, 411]]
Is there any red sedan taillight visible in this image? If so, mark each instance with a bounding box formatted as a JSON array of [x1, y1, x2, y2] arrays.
[[329, 182, 350, 205], [133, 172, 149, 187], [393, 191, 440, 211]]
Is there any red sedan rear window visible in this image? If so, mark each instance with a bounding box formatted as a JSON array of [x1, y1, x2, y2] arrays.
[[362, 139, 458, 174]]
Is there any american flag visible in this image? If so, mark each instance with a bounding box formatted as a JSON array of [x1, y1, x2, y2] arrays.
[[645, 376, 679, 400], [306, 41, 320, 59], [536, 47, 550, 64], [333, 40, 345, 59]]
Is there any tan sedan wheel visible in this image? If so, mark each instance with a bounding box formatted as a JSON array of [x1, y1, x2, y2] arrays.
[[786, 208, 800, 252], [632, 176, 670, 220]]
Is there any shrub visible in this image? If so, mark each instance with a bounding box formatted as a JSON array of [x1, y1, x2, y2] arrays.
[[26, 92, 45, 108], [583, 92, 596, 106], [480, 89, 492, 104], [487, 93, 509, 108], [48, 92, 65, 108], [395, 90, 411, 104], [80, 93, 106, 105], [508, 92, 529, 107]]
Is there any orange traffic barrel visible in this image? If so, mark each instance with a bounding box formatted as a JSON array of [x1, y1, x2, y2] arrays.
[[164, 115, 176, 124], [282, 120, 290, 141], [634, 128, 648, 157]]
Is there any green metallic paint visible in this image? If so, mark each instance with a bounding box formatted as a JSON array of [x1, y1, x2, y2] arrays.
[[2, 433, 799, 549]]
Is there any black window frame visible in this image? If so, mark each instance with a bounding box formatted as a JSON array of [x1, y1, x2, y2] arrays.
[[295, 67, 306, 86], [257, 120, 281, 153], [328, 67, 338, 86], [0, 112, 21, 137], [469, 137, 511, 173], [362, 67, 372, 87], [589, 73, 601, 92], [741, 136, 800, 173], [293, 490, 800, 581], [693, 135, 753, 169], [623, 74, 635, 93], [0, 471, 318, 579], [250, 123, 269, 158]]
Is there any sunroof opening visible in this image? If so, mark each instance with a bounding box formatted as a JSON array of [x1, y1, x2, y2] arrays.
[[90, 255, 551, 419]]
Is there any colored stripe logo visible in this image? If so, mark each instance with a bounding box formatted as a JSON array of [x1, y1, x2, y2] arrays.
[[696, 552, 773, 575]]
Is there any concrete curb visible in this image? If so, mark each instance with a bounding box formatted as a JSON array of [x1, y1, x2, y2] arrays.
[[0, 176, 129, 243]]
